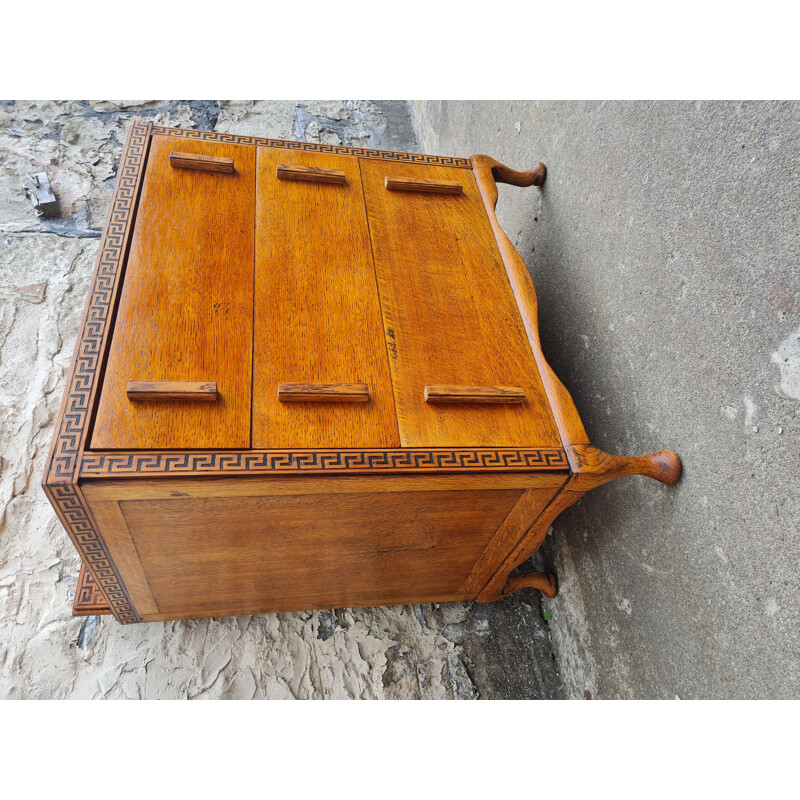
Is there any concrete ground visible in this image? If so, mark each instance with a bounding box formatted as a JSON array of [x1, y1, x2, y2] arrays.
[[413, 101, 800, 699], [0, 100, 563, 699]]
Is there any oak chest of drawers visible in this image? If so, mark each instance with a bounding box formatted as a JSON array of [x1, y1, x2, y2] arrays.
[[43, 122, 680, 624]]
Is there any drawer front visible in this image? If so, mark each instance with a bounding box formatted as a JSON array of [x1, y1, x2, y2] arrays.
[[91, 135, 255, 449], [360, 160, 562, 448], [252, 148, 399, 448]]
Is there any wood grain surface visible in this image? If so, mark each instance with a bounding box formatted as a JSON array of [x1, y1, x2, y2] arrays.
[[477, 483, 585, 602], [566, 444, 682, 490], [385, 175, 463, 194], [169, 151, 235, 173], [91, 135, 254, 449], [126, 381, 218, 401], [424, 385, 525, 404], [458, 484, 563, 594], [253, 148, 399, 448], [471, 154, 588, 454], [276, 163, 347, 184], [277, 382, 370, 402], [361, 159, 562, 448], [116, 487, 522, 617]]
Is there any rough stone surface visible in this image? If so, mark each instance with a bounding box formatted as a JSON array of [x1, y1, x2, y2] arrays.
[[0, 100, 563, 700], [413, 100, 800, 699]]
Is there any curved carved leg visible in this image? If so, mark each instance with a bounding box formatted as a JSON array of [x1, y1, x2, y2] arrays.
[[477, 487, 584, 603], [471, 153, 682, 605], [472, 154, 547, 187], [504, 571, 557, 599], [567, 445, 682, 490]]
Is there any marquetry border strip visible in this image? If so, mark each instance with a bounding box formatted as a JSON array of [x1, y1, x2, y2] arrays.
[[45, 484, 140, 623], [73, 562, 111, 616], [152, 125, 473, 168], [45, 119, 152, 485], [80, 448, 569, 478]]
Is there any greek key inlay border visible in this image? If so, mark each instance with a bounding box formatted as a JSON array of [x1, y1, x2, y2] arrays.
[[152, 125, 472, 167], [46, 120, 151, 484], [47, 485, 139, 623], [74, 562, 111, 616], [80, 448, 569, 478]]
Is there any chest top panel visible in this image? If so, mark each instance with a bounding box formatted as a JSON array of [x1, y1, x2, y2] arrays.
[[89, 128, 563, 453]]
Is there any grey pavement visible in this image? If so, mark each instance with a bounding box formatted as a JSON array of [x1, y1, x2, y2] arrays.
[[414, 100, 800, 699]]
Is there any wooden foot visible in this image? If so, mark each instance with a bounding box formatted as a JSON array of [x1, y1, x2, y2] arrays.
[[471, 154, 546, 187], [567, 445, 682, 491], [503, 571, 557, 599], [73, 562, 112, 616]]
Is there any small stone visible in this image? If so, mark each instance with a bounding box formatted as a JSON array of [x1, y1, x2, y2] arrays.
[[752, 425, 759, 433], [23, 173, 59, 217]]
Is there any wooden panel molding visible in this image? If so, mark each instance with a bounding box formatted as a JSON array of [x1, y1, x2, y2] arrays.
[[254, 147, 398, 449], [79, 448, 570, 478]]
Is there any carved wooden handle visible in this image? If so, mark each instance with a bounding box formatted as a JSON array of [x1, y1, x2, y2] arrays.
[[424, 385, 525, 404], [169, 152, 234, 174], [127, 381, 218, 401], [276, 164, 347, 185], [385, 176, 463, 195], [278, 383, 369, 402]]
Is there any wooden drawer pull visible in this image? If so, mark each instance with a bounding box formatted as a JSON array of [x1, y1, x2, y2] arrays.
[[276, 164, 347, 185], [278, 382, 369, 402], [385, 176, 463, 195], [169, 152, 235, 174], [127, 381, 218, 401], [424, 385, 525, 404]]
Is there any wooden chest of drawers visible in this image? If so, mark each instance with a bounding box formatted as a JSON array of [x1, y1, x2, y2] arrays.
[[43, 122, 680, 624]]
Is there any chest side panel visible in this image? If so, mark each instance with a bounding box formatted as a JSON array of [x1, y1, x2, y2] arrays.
[[360, 160, 561, 449], [91, 135, 255, 449], [253, 148, 400, 448]]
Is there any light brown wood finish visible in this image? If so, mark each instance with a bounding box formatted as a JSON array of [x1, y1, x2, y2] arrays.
[[126, 381, 217, 402], [87, 499, 160, 616], [471, 154, 681, 497], [567, 444, 682, 490], [73, 563, 111, 616], [253, 148, 399, 449], [92, 135, 254, 449], [113, 486, 523, 618], [504, 571, 557, 598], [458, 485, 563, 594], [82, 472, 566, 503], [385, 176, 463, 195], [471, 154, 590, 454], [276, 163, 347, 184], [477, 483, 585, 603], [277, 382, 369, 403], [169, 151, 235, 173], [361, 159, 562, 449], [424, 385, 525, 404], [45, 126, 682, 624]]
